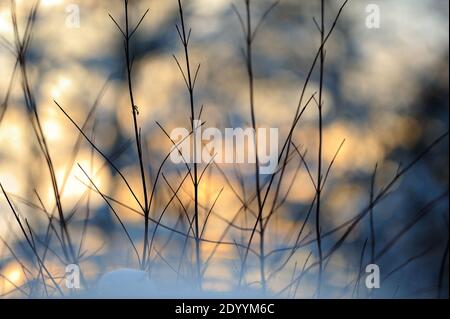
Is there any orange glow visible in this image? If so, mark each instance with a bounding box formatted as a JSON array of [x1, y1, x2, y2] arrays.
[[1, 262, 25, 295]]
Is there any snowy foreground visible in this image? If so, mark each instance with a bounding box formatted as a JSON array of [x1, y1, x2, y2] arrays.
[[82, 269, 266, 299]]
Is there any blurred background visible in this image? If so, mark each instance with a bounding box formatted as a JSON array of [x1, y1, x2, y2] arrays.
[[0, 0, 448, 298]]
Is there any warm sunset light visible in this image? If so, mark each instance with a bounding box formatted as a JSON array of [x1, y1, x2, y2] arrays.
[[0, 0, 447, 304]]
